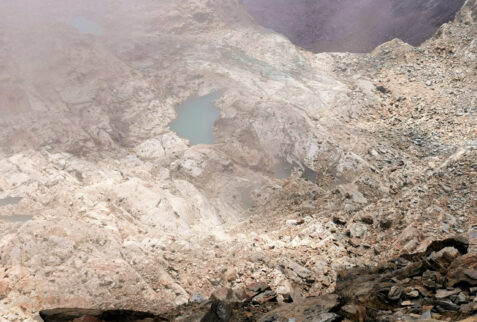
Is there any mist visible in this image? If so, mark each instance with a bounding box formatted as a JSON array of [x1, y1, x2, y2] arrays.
[[240, 0, 466, 52]]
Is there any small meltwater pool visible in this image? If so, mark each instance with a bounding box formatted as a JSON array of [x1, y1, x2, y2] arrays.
[[169, 91, 222, 145]]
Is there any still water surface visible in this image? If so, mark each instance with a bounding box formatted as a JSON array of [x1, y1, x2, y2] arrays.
[[170, 91, 222, 145]]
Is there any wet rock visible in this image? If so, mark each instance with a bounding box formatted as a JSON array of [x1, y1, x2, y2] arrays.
[[201, 301, 234, 322]]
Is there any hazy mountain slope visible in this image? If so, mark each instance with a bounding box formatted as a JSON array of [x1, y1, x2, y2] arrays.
[[240, 0, 466, 52], [0, 0, 475, 321]]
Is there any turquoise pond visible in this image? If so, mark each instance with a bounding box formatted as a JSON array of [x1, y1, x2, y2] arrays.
[[169, 91, 222, 145]]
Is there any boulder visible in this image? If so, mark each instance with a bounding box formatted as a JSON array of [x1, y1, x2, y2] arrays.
[[279, 259, 315, 284], [201, 301, 234, 322], [446, 254, 477, 287]]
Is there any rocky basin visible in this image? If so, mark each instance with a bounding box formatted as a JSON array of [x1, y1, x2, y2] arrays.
[[0, 0, 475, 321]]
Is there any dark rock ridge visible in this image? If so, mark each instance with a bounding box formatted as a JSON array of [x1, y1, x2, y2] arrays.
[[240, 0, 466, 52], [39, 308, 165, 322], [40, 236, 477, 321]]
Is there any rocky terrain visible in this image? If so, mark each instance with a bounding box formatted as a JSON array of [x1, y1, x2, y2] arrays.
[[0, 0, 475, 321], [240, 0, 466, 53]]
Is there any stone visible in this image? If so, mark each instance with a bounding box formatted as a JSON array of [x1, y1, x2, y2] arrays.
[[435, 288, 461, 299], [360, 214, 374, 225], [247, 282, 269, 294], [349, 223, 367, 238], [279, 259, 315, 284], [221, 267, 238, 282], [211, 288, 233, 302], [0, 279, 10, 299], [460, 302, 477, 314], [388, 286, 403, 301], [419, 310, 432, 319], [456, 292, 469, 304], [312, 312, 339, 322], [276, 281, 293, 303], [341, 304, 358, 314], [379, 218, 393, 230], [332, 216, 347, 226], [252, 290, 277, 304], [406, 290, 419, 298], [428, 247, 460, 270], [189, 293, 206, 304], [348, 237, 361, 248], [446, 254, 477, 287], [249, 251, 270, 263], [201, 301, 234, 322], [435, 300, 460, 311], [422, 270, 439, 289], [344, 204, 356, 213]]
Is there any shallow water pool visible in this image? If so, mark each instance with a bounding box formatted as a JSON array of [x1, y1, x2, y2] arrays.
[[0, 196, 22, 206], [0, 215, 32, 223], [170, 91, 222, 145]]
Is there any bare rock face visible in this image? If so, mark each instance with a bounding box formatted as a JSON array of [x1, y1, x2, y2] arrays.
[[0, 0, 475, 321], [240, 0, 466, 52]]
